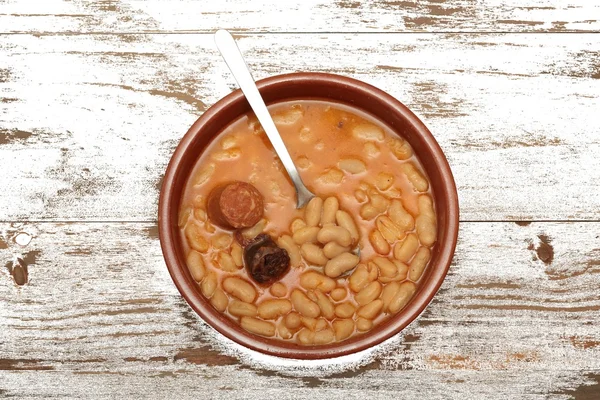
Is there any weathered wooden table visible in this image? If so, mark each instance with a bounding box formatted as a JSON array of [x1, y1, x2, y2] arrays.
[[1, 1, 599, 398]]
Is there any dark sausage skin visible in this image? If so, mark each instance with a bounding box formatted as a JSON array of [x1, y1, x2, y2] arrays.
[[207, 181, 264, 229], [240, 234, 290, 285]]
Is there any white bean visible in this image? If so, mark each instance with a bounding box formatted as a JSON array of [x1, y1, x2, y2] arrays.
[[324, 252, 360, 278], [211, 233, 232, 250], [323, 242, 350, 259], [352, 123, 384, 141], [210, 289, 229, 312], [333, 319, 354, 341], [376, 215, 405, 244], [216, 252, 238, 272], [372, 257, 397, 278], [201, 271, 217, 298], [185, 223, 209, 253], [273, 106, 303, 125], [285, 312, 302, 329], [317, 225, 352, 247], [223, 277, 256, 303], [297, 328, 315, 345], [355, 281, 382, 306], [321, 197, 339, 225], [278, 235, 302, 267], [257, 299, 292, 320], [369, 229, 390, 255], [389, 199, 415, 231], [305, 197, 323, 227], [355, 189, 368, 202], [301, 316, 317, 331], [334, 302, 356, 318], [394, 233, 419, 262], [375, 172, 394, 191], [299, 271, 336, 293], [301, 243, 328, 266], [416, 214, 437, 247], [360, 203, 380, 220], [290, 218, 307, 233], [388, 137, 412, 160], [381, 281, 401, 312], [291, 289, 320, 318], [357, 299, 384, 319], [367, 262, 379, 281], [240, 317, 275, 337], [370, 192, 390, 212], [278, 323, 293, 340], [293, 226, 320, 245], [193, 163, 215, 186], [379, 260, 409, 283], [191, 194, 204, 208], [194, 207, 207, 222], [314, 328, 334, 344], [388, 281, 417, 313], [409, 247, 431, 281], [269, 282, 287, 298], [356, 317, 373, 332], [318, 168, 344, 184], [220, 135, 237, 149], [228, 300, 258, 317], [296, 156, 312, 170], [315, 318, 329, 332], [349, 264, 378, 293], [213, 148, 241, 161], [186, 250, 205, 282], [306, 289, 318, 303], [402, 162, 429, 192], [231, 241, 243, 267], [313, 290, 335, 319], [179, 207, 191, 228], [330, 287, 347, 302], [299, 126, 312, 142], [335, 210, 360, 243], [338, 158, 366, 174], [363, 142, 380, 158], [241, 218, 267, 239], [204, 220, 216, 234]]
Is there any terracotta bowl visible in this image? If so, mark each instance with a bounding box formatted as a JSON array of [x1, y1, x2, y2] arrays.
[[159, 72, 459, 359]]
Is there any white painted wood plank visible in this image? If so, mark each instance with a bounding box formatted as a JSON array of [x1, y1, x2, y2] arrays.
[[1, 370, 598, 399], [1, 0, 599, 33], [1, 33, 599, 221], [0, 221, 599, 398]]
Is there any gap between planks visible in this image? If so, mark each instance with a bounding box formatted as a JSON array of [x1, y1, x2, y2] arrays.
[[1, 31, 600, 36]]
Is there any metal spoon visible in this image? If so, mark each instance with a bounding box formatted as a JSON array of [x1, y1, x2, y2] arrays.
[[214, 29, 315, 209]]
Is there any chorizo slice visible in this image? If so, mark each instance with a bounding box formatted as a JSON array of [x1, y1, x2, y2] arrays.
[[207, 181, 264, 229]]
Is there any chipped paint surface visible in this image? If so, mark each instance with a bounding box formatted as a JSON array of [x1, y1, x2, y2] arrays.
[[1, 34, 600, 220], [0, 0, 599, 33], [0, 222, 599, 397], [1, 1, 600, 398]]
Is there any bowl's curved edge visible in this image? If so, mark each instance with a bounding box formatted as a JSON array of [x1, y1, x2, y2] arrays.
[[158, 72, 460, 360]]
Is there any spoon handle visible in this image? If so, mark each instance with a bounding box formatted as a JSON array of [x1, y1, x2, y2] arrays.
[[214, 29, 314, 208]]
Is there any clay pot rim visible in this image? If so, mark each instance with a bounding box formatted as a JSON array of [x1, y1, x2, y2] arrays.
[[158, 72, 459, 360]]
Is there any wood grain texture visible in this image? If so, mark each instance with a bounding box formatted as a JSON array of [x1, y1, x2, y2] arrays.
[[2, 1, 600, 397], [1, 33, 599, 221], [1, 0, 600, 33], [0, 34, 600, 220], [1, 221, 599, 398]]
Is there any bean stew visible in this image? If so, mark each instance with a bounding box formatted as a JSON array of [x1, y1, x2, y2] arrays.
[[178, 100, 437, 345]]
